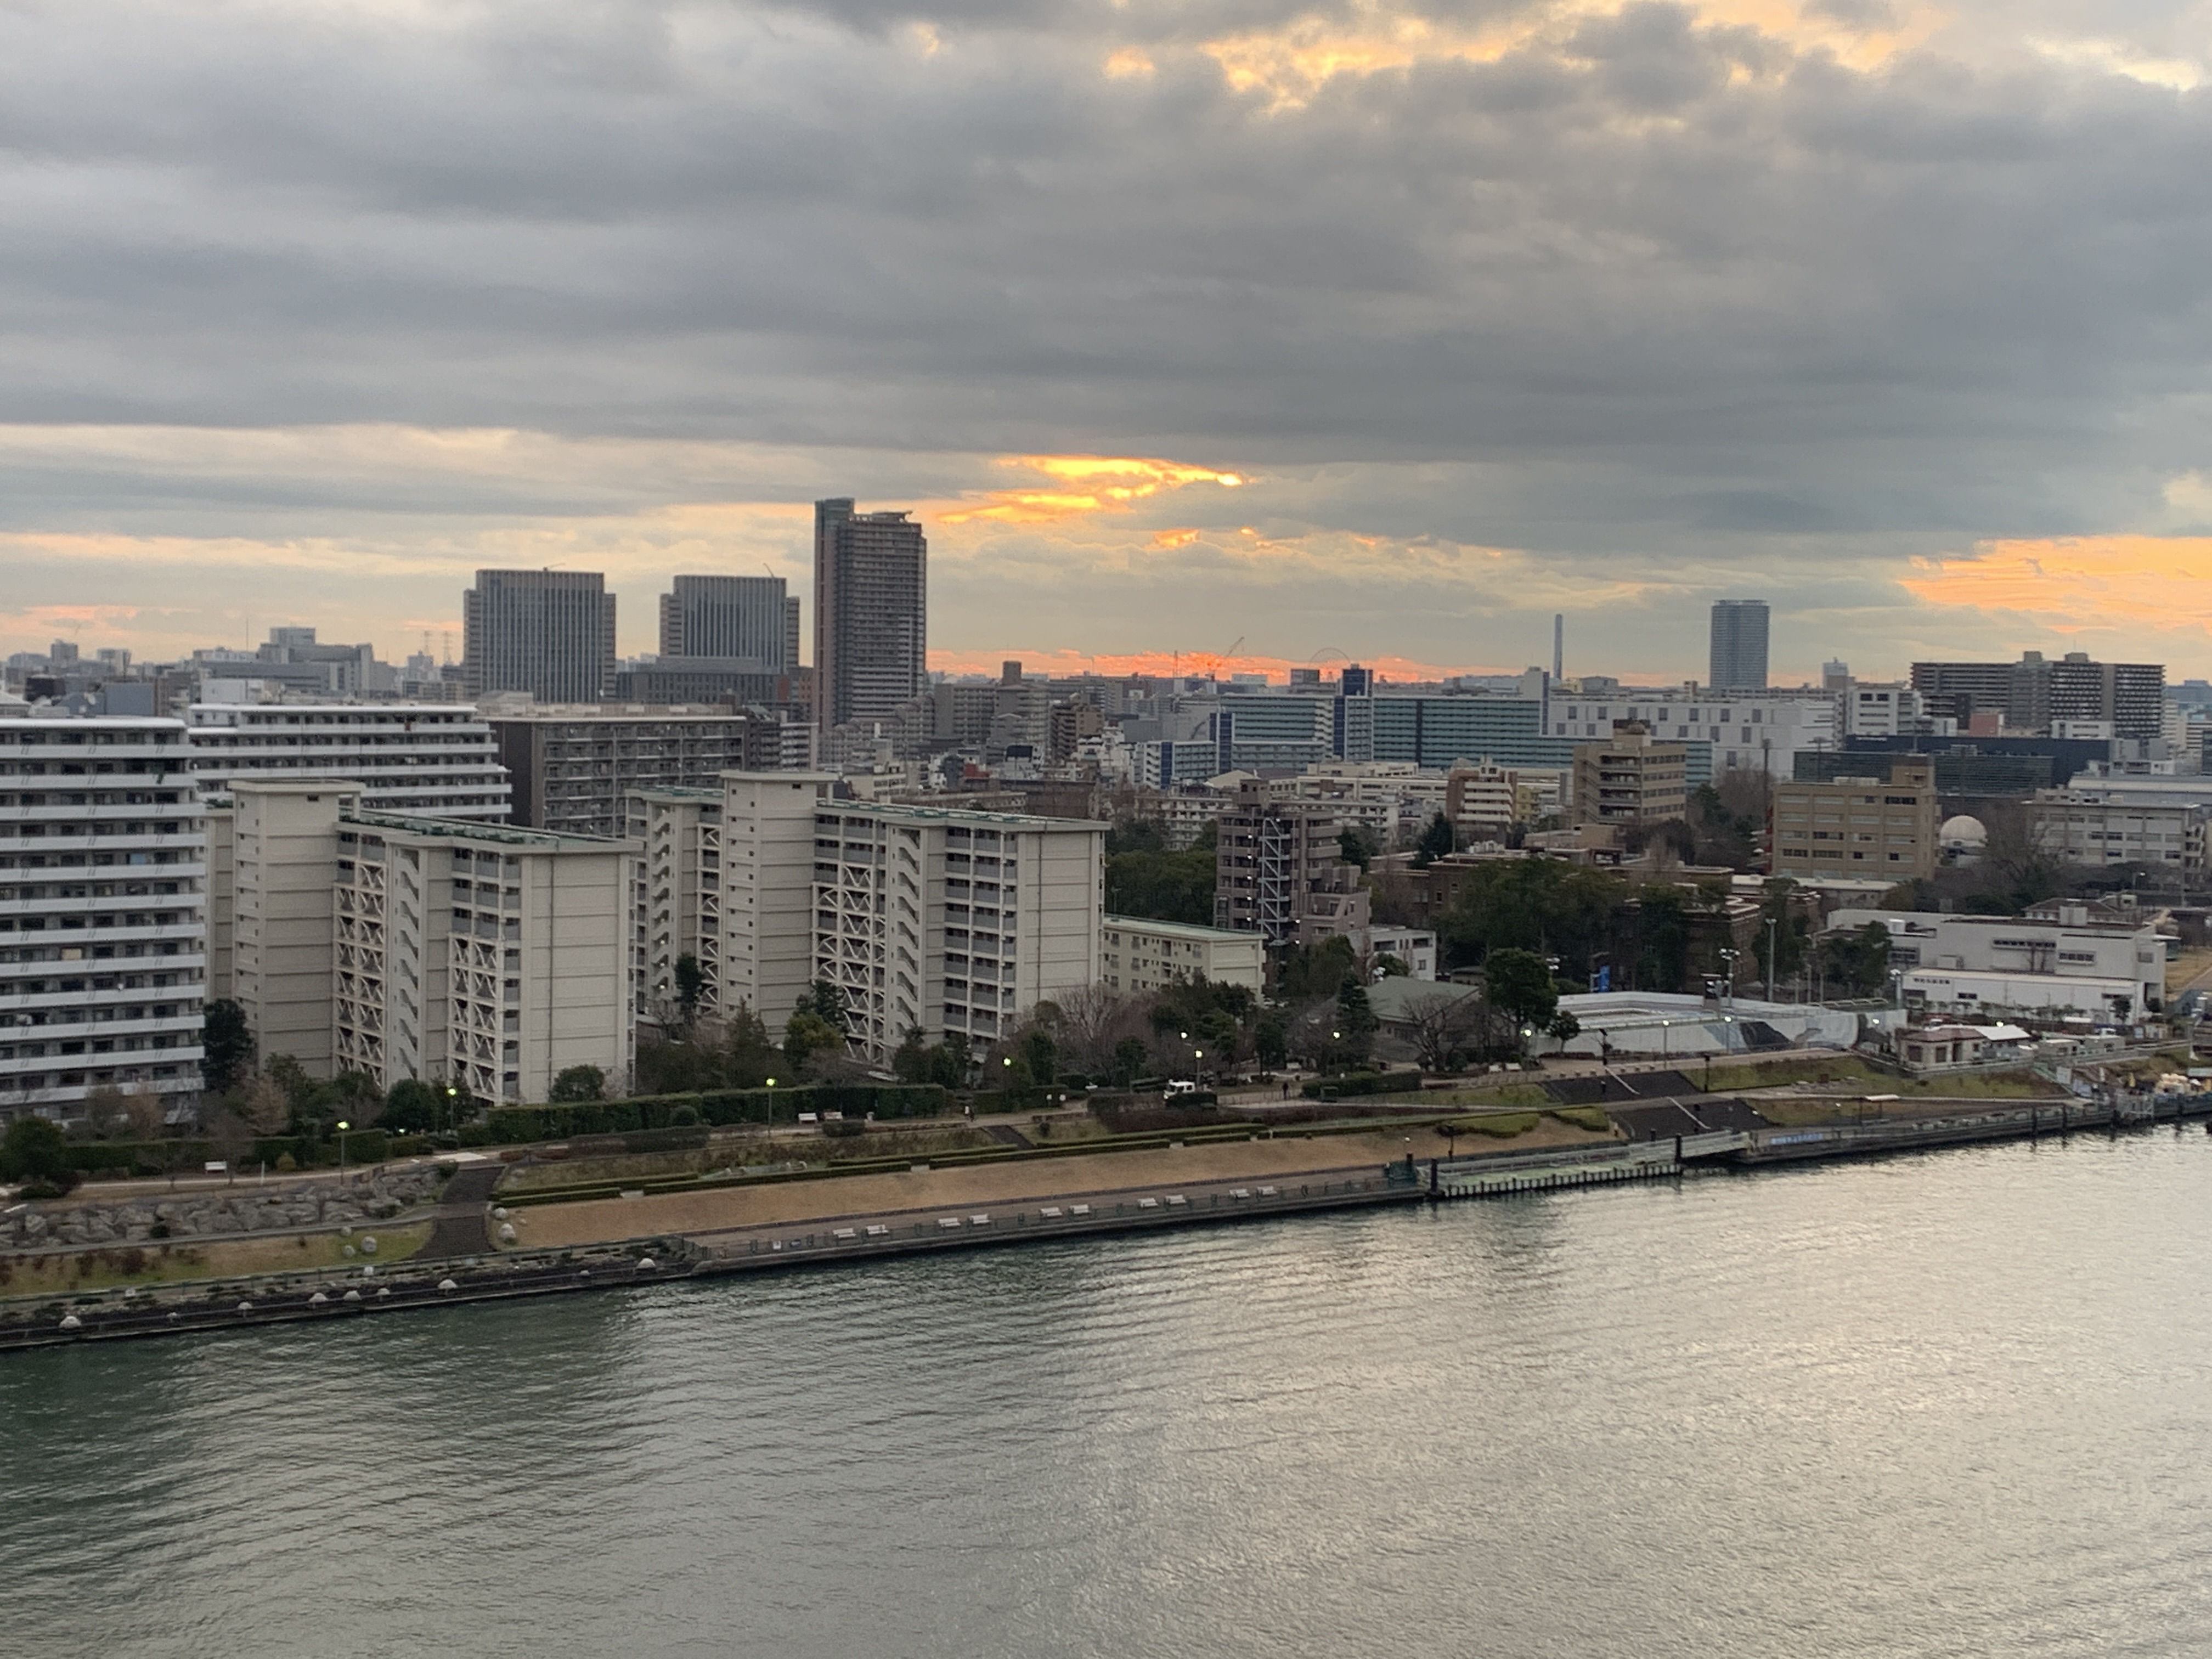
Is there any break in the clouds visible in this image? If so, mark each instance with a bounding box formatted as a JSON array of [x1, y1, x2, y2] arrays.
[[4, 0, 2212, 679]]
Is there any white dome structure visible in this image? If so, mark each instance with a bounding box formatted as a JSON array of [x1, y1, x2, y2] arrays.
[[1940, 815, 1987, 865]]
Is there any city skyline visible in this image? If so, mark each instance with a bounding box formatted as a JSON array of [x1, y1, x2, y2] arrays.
[[5, 4, 2212, 679]]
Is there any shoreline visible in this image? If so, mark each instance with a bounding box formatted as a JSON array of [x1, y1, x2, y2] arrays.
[[5, 1089, 2204, 1353]]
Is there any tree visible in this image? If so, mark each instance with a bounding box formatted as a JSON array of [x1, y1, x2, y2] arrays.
[[1819, 921, 1894, 997], [783, 1009, 845, 1077], [672, 954, 706, 1029], [1483, 947, 1559, 1032], [205, 1109, 253, 1170], [241, 1074, 292, 1136], [1400, 988, 1483, 1071], [1254, 1011, 1288, 1068], [1413, 811, 1455, 868], [1274, 934, 1358, 1000], [725, 1000, 780, 1087], [201, 998, 254, 1094], [1545, 1011, 1582, 1051], [265, 1055, 315, 1130], [123, 1086, 167, 1142], [1105, 822, 1218, 925], [383, 1079, 442, 1133], [1339, 825, 1376, 870], [808, 979, 849, 1031], [1333, 974, 1378, 1067], [550, 1065, 606, 1104], [0, 1115, 77, 1193], [1017, 1025, 1058, 1086], [1113, 1035, 1149, 1087], [80, 1084, 132, 1140]]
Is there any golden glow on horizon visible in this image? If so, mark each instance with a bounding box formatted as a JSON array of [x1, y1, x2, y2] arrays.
[[1900, 536, 2212, 634], [939, 454, 1245, 526], [1194, 1, 1942, 108], [927, 646, 1477, 682]]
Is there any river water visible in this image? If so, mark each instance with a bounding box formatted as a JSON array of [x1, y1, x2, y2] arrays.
[[9, 1129, 2212, 1657]]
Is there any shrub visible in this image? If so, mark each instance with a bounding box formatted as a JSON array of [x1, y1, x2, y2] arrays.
[[273, 1152, 297, 1172], [1546, 1107, 1611, 1132], [1456, 1113, 1539, 1138], [1300, 1071, 1424, 1100]]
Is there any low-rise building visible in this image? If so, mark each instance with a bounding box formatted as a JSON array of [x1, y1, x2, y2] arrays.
[[1771, 760, 1938, 881], [1100, 915, 1266, 995], [2025, 787, 2211, 874], [0, 716, 207, 1124], [1826, 904, 2165, 1020]]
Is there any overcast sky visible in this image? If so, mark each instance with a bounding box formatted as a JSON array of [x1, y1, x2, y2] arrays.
[[5, 0, 2212, 684]]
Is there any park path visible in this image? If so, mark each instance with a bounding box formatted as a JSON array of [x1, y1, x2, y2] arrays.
[[420, 1164, 501, 1259]]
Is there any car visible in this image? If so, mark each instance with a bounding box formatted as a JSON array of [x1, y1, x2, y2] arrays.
[[1163, 1079, 1199, 1097]]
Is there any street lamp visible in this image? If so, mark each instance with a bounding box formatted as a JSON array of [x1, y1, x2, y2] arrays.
[[336, 1120, 351, 1180]]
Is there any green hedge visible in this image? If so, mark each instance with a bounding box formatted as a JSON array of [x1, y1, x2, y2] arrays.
[[1301, 1071, 1424, 1100], [484, 1082, 949, 1146]]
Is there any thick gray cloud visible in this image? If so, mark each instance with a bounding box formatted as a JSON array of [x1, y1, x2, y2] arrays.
[[2, 0, 2211, 674]]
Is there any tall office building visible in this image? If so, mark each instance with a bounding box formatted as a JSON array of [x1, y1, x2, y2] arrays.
[[814, 498, 926, 730], [1708, 600, 1770, 691], [462, 569, 617, 703], [658, 575, 795, 668]]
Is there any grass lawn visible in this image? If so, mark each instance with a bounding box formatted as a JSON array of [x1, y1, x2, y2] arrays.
[[2169, 949, 2212, 996], [0, 1222, 431, 1298]]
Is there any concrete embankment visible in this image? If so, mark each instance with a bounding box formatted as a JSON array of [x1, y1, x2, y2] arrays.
[[0, 1173, 1423, 1352]]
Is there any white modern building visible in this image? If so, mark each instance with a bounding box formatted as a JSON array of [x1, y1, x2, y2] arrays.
[[1549, 687, 1840, 775], [2025, 787, 2211, 876], [0, 717, 207, 1124], [1101, 915, 1266, 995], [188, 702, 510, 821], [1826, 906, 2165, 1022], [637, 774, 1107, 1061], [209, 780, 637, 1102]]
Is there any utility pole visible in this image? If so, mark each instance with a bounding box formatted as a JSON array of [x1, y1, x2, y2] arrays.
[[1766, 915, 1778, 1003]]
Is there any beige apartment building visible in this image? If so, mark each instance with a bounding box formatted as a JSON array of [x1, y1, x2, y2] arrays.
[[1571, 723, 1688, 828], [1771, 760, 1938, 881], [1101, 916, 1267, 996], [211, 779, 637, 1103], [635, 774, 1105, 1061]]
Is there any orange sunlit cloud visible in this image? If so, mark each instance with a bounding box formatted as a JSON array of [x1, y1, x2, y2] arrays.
[[927, 646, 1505, 682], [1197, 1, 1941, 109], [1899, 537, 2212, 635], [938, 454, 1245, 526]]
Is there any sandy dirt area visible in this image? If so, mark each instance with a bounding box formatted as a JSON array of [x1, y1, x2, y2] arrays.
[[504, 1121, 1613, 1249]]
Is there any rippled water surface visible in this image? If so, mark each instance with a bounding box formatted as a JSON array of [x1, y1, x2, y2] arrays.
[[10, 1131, 2212, 1657]]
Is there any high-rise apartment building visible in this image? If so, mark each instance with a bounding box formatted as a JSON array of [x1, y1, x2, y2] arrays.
[[208, 781, 637, 1099], [634, 774, 1104, 1059], [490, 707, 800, 839], [814, 498, 927, 731], [658, 575, 798, 669], [186, 703, 510, 821], [1910, 651, 2164, 740], [0, 718, 207, 1124], [1708, 600, 1770, 691], [462, 569, 617, 703]]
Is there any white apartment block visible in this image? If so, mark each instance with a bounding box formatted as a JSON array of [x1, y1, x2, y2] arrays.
[[1101, 915, 1266, 995], [637, 774, 1105, 1060], [0, 718, 207, 1123], [211, 780, 636, 1103], [1550, 688, 1839, 774], [189, 703, 510, 821], [2026, 788, 2210, 874]]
